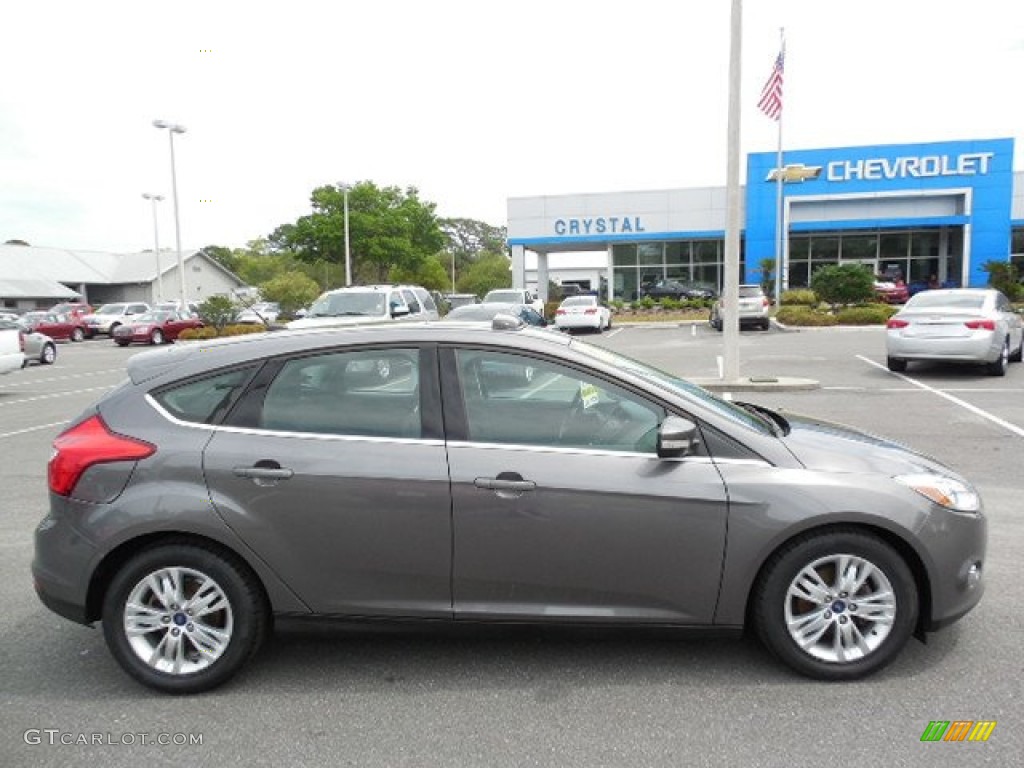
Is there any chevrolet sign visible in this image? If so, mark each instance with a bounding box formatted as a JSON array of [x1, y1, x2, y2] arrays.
[[766, 164, 823, 183]]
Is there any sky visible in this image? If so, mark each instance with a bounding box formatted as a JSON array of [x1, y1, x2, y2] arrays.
[[1, 0, 1022, 254]]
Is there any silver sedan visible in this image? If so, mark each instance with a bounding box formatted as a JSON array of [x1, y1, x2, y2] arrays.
[[885, 288, 1023, 375], [0, 319, 57, 365]]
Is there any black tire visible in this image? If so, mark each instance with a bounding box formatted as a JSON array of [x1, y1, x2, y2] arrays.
[[40, 343, 56, 365], [760, 319, 771, 331], [70, 327, 85, 342], [151, 329, 164, 345], [102, 543, 268, 694], [115, 340, 130, 347], [1010, 334, 1023, 364], [753, 529, 918, 680], [986, 339, 1009, 377], [886, 356, 907, 372]]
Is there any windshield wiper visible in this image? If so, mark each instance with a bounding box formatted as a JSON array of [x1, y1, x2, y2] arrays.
[[737, 401, 790, 436]]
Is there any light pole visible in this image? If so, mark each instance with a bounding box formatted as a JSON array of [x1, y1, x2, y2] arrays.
[[152, 120, 188, 308], [141, 193, 165, 302], [338, 182, 352, 286]]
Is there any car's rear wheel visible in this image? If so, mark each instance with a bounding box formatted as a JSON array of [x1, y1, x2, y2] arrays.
[[151, 329, 164, 345], [40, 343, 56, 365], [986, 339, 1009, 376], [1010, 334, 1023, 363], [886, 356, 907, 372], [70, 327, 85, 342], [102, 543, 268, 694], [115, 339, 130, 347], [753, 530, 917, 680]]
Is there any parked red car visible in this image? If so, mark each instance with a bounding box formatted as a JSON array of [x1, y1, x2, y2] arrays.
[[22, 311, 87, 342], [874, 280, 909, 305], [112, 310, 203, 346]]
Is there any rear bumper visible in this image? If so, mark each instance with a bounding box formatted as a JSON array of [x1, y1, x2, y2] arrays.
[[886, 332, 1000, 363], [32, 513, 97, 626]]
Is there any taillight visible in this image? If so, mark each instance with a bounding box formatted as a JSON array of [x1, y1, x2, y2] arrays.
[[584, 308, 597, 314], [556, 309, 566, 315], [48, 414, 155, 497], [964, 319, 996, 331], [762, 298, 770, 307], [18, 332, 26, 352], [886, 318, 909, 329]]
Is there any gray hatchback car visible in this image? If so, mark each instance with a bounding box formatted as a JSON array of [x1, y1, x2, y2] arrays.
[[34, 320, 986, 693]]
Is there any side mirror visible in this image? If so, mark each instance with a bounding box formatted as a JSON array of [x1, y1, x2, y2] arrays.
[[390, 303, 411, 318], [657, 415, 700, 458]]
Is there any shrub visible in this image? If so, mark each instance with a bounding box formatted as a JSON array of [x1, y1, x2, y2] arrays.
[[981, 260, 1021, 301], [775, 306, 839, 326], [638, 296, 656, 310], [835, 304, 897, 325], [781, 289, 818, 306], [659, 297, 681, 311], [543, 300, 560, 321], [178, 327, 217, 341], [810, 264, 876, 309]]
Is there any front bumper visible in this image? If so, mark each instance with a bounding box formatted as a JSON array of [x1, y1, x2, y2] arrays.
[[918, 505, 987, 632]]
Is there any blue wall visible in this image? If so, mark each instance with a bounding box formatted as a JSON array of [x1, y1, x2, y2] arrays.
[[746, 138, 1015, 286]]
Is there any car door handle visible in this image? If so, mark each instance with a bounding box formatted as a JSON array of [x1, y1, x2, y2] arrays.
[[233, 463, 294, 486], [473, 473, 536, 498]]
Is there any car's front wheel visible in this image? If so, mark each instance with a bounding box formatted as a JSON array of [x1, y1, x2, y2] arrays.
[[102, 543, 268, 694], [753, 530, 918, 680], [40, 343, 56, 365], [151, 329, 164, 345], [70, 327, 85, 342]]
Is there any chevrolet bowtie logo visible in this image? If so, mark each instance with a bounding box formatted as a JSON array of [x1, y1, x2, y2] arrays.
[[766, 164, 823, 183]]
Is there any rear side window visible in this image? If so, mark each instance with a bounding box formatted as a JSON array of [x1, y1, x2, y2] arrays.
[[402, 290, 422, 315], [153, 367, 256, 424], [258, 349, 421, 438], [416, 288, 437, 313]]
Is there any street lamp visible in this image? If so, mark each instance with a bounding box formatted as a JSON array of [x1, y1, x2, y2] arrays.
[[141, 193, 165, 301], [152, 119, 188, 308], [338, 182, 352, 286]]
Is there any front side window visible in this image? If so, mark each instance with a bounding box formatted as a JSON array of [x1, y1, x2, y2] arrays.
[[259, 348, 421, 438], [455, 350, 663, 453]]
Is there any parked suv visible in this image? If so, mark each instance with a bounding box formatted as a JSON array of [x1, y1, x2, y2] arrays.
[[82, 302, 151, 338], [482, 288, 544, 315], [287, 285, 439, 329], [709, 284, 771, 331]]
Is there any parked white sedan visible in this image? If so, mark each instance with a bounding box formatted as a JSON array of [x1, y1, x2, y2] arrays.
[[554, 295, 612, 333], [885, 288, 1023, 376]]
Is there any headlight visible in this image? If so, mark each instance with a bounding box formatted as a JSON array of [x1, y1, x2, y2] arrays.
[[894, 473, 981, 513]]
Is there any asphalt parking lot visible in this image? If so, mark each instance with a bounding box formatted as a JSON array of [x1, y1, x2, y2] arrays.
[[1, 328, 1021, 767]]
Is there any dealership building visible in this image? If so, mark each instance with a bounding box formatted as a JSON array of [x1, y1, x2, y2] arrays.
[[507, 137, 1022, 300]]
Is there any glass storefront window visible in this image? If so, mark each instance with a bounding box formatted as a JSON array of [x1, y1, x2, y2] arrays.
[[788, 261, 809, 288], [789, 235, 811, 261], [694, 240, 720, 263], [840, 234, 878, 262], [910, 232, 939, 257], [880, 233, 909, 261], [612, 244, 637, 267], [811, 236, 839, 261], [665, 242, 688, 265], [638, 243, 663, 266]]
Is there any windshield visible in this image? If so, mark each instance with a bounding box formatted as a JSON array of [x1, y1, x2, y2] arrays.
[[562, 296, 596, 307], [570, 338, 776, 435], [309, 291, 388, 317], [906, 291, 985, 310], [484, 290, 521, 303]]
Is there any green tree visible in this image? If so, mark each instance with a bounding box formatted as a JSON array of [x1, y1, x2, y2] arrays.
[[981, 260, 1020, 300], [389, 254, 450, 292], [260, 272, 321, 316], [440, 218, 507, 286], [456, 253, 512, 297], [198, 295, 237, 332], [810, 263, 876, 311], [269, 182, 444, 284], [199, 245, 240, 274], [758, 257, 776, 298]]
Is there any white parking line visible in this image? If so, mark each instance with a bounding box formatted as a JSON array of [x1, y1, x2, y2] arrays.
[[605, 328, 624, 338], [0, 420, 69, 440], [857, 355, 1024, 438], [0, 385, 115, 408]]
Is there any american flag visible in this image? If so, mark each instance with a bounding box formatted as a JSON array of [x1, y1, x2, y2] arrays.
[[757, 51, 784, 121]]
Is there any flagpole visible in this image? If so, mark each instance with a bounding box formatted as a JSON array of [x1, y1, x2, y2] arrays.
[[774, 28, 786, 306]]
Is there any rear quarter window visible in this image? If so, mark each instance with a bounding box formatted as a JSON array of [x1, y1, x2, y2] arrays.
[[153, 367, 256, 424]]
